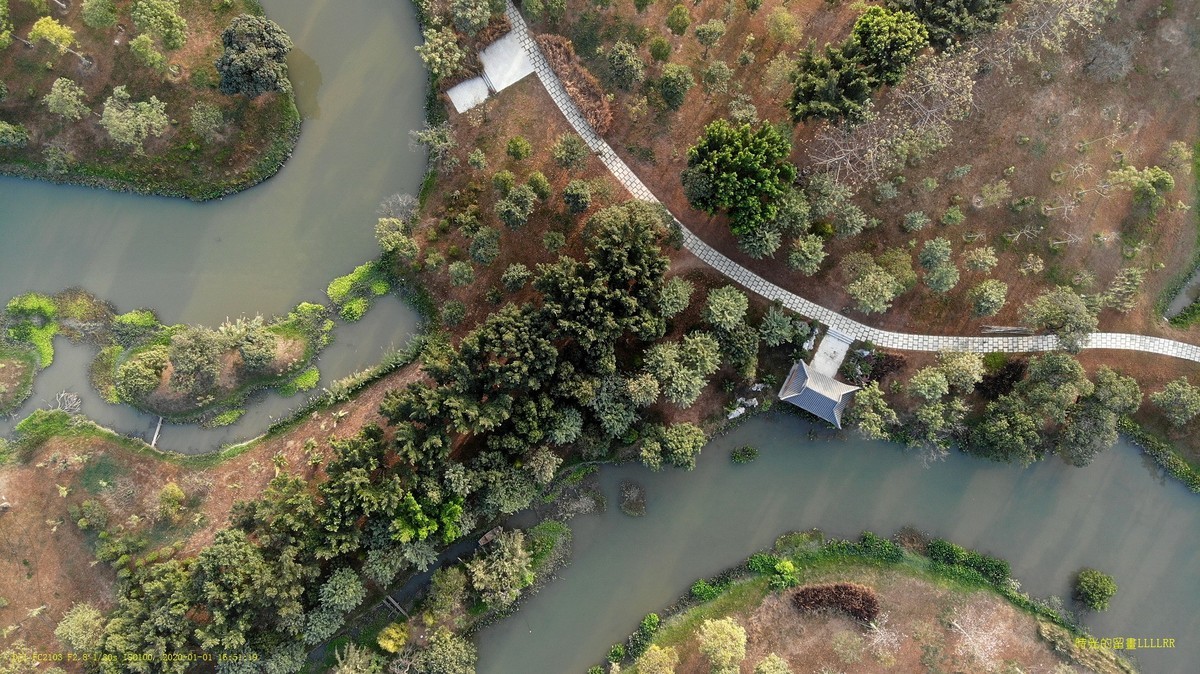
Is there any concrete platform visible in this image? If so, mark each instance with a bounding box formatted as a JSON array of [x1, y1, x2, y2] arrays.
[[810, 328, 854, 378], [480, 30, 535, 91], [445, 30, 536, 114], [446, 77, 490, 114]]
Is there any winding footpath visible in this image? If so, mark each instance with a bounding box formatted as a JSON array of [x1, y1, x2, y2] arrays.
[[504, 3, 1200, 363]]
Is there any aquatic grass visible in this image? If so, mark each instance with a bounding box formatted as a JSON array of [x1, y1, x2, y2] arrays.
[[527, 520, 572, 573], [327, 260, 391, 321], [5, 292, 60, 367], [207, 409, 246, 427], [280, 366, 320, 397], [5, 292, 58, 321]]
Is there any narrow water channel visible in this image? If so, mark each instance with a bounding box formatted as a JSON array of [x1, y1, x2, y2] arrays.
[[477, 413, 1200, 674], [0, 0, 427, 449]]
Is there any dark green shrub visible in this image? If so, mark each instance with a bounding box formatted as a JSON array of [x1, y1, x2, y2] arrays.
[[492, 169, 516, 196], [441, 301, 467, 327], [731, 445, 759, 463], [691, 579, 722, 601], [607, 643, 625, 662], [1074, 569, 1117, 611], [501, 263, 532, 291], [649, 35, 671, 62], [626, 612, 660, 657], [542, 231, 566, 252], [769, 559, 799, 590], [964, 551, 1010, 586], [507, 136, 533, 160], [747, 552, 778, 574], [563, 179, 592, 214], [856, 531, 903, 563], [927, 538, 967, 565], [238, 330, 277, 372], [527, 171, 552, 200], [469, 226, 501, 265]]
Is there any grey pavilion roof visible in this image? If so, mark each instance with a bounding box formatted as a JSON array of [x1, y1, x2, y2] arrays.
[[777, 361, 860, 429]]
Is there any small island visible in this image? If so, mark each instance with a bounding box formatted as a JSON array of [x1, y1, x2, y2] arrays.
[[0, 0, 298, 199], [603, 530, 1135, 674]]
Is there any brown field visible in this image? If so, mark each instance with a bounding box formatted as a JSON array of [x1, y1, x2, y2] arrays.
[[530, 0, 1200, 339], [668, 566, 1079, 674]]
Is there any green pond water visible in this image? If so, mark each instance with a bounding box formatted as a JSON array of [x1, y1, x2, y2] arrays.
[[478, 414, 1199, 674], [0, 0, 425, 451]]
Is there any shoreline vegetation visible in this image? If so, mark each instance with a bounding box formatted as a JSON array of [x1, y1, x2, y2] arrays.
[[0, 0, 299, 201], [598, 529, 1135, 674]]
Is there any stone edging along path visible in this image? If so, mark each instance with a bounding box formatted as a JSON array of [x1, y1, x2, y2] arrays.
[[504, 2, 1200, 363]]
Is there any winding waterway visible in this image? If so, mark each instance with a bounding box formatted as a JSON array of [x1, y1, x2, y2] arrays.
[[478, 414, 1200, 674], [0, 0, 426, 451]]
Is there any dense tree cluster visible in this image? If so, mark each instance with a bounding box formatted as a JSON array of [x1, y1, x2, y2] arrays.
[[682, 119, 796, 238], [972, 355, 1140, 466], [790, 5, 928, 124], [886, 0, 1014, 49], [215, 15, 294, 98], [88, 200, 728, 667]]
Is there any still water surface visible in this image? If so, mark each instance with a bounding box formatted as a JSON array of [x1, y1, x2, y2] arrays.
[[0, 0, 426, 450], [478, 414, 1200, 674]]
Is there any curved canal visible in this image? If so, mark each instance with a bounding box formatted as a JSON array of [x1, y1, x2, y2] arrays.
[[478, 414, 1199, 674], [0, 0, 426, 451]]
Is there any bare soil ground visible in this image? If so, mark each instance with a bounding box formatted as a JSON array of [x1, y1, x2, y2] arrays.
[[671, 566, 1073, 673], [422, 75, 631, 334], [532, 0, 1200, 340]]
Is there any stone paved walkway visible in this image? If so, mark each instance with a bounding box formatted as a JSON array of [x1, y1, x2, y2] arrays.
[[505, 2, 1200, 364]]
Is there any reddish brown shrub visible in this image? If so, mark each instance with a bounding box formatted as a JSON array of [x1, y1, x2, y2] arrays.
[[475, 15, 512, 51], [791, 583, 881, 623], [534, 34, 613, 133]]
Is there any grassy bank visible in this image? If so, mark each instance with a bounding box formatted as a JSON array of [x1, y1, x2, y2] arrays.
[[0, 343, 37, 416]]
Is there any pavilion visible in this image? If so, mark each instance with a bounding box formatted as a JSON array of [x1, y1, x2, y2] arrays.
[[777, 361, 860, 429]]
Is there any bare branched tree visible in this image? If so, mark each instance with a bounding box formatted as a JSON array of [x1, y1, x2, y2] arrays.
[[867, 612, 903, 656], [951, 606, 1004, 670], [987, 0, 1117, 67], [55, 391, 81, 415], [378, 193, 419, 222]]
